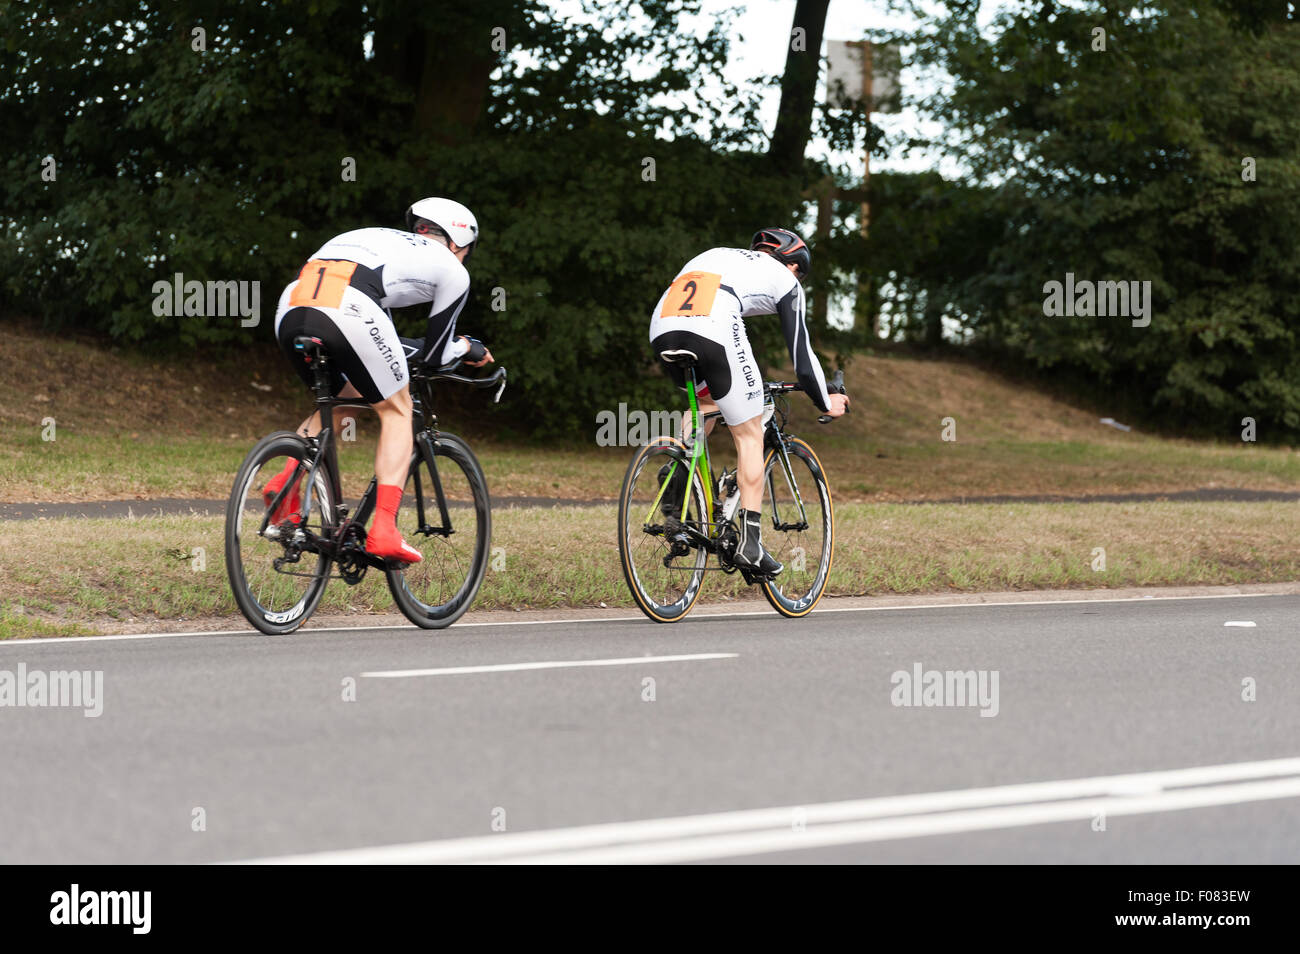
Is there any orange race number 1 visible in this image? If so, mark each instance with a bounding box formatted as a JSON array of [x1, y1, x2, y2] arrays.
[[289, 259, 358, 309], [660, 270, 722, 318]]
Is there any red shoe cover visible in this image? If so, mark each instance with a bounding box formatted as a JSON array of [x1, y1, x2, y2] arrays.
[[263, 458, 302, 525], [366, 484, 422, 564], [365, 522, 422, 564]]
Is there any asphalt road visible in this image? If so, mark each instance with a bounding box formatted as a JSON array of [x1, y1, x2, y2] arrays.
[[1, 594, 1297, 864]]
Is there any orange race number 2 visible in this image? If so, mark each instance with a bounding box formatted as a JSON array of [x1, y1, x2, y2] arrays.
[[289, 259, 358, 309], [660, 270, 722, 318]]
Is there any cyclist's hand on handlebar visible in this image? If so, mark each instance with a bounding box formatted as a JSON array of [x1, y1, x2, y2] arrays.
[[460, 336, 494, 367], [824, 393, 850, 418]]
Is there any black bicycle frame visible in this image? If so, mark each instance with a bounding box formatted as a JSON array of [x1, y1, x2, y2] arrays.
[[265, 338, 428, 568], [272, 336, 505, 564]]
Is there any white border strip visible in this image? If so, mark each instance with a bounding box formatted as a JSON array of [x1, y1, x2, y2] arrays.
[[2, 590, 1287, 647], [497, 778, 1300, 864], [238, 755, 1300, 864]]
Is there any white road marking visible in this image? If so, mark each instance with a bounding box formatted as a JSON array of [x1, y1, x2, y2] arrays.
[[1224, 621, 1257, 627], [361, 653, 737, 678], [1, 590, 1288, 646], [498, 778, 1300, 865], [238, 755, 1300, 865]]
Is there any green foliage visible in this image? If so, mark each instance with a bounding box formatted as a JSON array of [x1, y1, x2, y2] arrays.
[[417, 131, 792, 435], [0, 0, 797, 433], [882, 1, 1300, 437]]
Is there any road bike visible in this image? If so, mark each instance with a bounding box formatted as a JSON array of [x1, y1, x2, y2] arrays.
[[225, 335, 506, 634], [618, 349, 846, 622]]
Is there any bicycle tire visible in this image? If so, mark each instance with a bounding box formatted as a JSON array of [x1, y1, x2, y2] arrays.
[[760, 436, 834, 618], [386, 431, 492, 629], [618, 436, 709, 623], [225, 431, 336, 635]]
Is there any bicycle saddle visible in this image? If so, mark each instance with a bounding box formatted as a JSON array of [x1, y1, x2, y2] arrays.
[[658, 348, 699, 367]]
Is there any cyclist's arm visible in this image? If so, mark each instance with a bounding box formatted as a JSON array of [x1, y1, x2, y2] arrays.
[[776, 285, 832, 412], [412, 274, 474, 367]]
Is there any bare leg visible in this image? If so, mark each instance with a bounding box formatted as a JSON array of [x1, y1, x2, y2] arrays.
[[371, 386, 414, 487], [682, 396, 720, 447], [295, 383, 365, 438], [730, 415, 765, 511], [730, 411, 779, 574], [362, 385, 420, 563]]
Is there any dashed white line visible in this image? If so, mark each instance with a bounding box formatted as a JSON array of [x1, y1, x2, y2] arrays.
[[361, 653, 737, 678]]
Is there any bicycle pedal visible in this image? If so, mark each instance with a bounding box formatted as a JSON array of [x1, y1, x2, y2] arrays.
[[738, 566, 777, 585]]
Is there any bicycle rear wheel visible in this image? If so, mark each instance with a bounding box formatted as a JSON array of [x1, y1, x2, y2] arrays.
[[760, 436, 833, 618], [386, 432, 491, 629], [618, 436, 709, 622], [225, 432, 337, 634]]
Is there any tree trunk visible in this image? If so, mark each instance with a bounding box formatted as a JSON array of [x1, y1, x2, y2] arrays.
[[768, 0, 832, 176], [374, 22, 492, 141]]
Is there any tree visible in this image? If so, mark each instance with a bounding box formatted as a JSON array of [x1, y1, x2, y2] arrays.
[[0, 0, 794, 434], [769, 0, 831, 176], [884, 1, 1300, 436]]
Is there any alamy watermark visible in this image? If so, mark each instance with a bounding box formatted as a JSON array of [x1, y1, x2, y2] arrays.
[[0, 664, 103, 717], [890, 663, 999, 717], [596, 402, 686, 447], [151, 272, 260, 327], [1042, 273, 1151, 328], [50, 884, 150, 934]]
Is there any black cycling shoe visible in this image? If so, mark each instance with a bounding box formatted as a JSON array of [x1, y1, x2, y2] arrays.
[[657, 462, 688, 517], [732, 508, 783, 578]]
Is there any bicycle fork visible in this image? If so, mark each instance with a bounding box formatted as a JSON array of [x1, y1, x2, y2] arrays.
[[410, 430, 453, 538], [765, 432, 810, 533]]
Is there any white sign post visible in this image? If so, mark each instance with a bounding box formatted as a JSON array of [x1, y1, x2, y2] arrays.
[[824, 40, 901, 335]]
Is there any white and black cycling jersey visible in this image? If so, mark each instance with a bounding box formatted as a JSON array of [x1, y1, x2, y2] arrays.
[[650, 247, 832, 414], [309, 227, 471, 366]]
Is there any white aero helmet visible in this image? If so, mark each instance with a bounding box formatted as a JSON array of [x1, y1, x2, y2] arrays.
[[405, 197, 479, 257]]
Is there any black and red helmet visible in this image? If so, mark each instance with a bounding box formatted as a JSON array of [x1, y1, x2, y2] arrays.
[[750, 227, 811, 280]]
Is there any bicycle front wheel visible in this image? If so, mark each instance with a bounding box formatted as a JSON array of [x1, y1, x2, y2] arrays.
[[618, 436, 709, 623], [225, 432, 337, 635], [760, 436, 834, 618], [386, 432, 491, 629]]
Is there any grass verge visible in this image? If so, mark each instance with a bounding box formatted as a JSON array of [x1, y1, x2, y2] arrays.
[[2, 501, 1297, 638], [3, 316, 1298, 503]]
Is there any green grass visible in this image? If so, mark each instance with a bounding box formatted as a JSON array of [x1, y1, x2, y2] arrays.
[[2, 501, 1297, 638], [0, 602, 95, 639], [4, 335, 1298, 505], [3, 327, 1298, 638], [5, 416, 1297, 506]]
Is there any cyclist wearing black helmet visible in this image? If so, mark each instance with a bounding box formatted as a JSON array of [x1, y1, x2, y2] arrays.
[[649, 228, 849, 578]]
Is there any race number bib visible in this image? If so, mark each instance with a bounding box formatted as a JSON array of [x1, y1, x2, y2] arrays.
[[289, 259, 358, 309], [659, 270, 722, 318]]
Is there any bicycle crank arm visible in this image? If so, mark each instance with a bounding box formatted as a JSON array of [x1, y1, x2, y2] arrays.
[[415, 524, 453, 538]]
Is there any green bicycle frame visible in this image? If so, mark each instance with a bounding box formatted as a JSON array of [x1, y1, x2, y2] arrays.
[[644, 368, 715, 527], [642, 372, 816, 536]]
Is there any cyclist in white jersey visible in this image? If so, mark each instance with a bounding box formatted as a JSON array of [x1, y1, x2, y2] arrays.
[[649, 228, 849, 577], [267, 197, 494, 565]]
